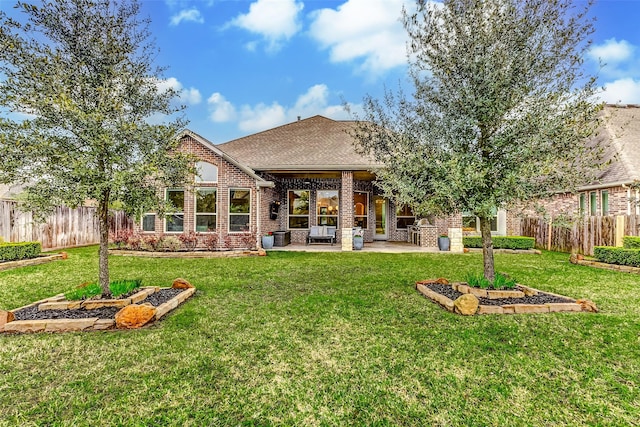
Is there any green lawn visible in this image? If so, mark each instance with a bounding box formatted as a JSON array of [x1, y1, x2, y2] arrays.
[[1, 247, 639, 426]]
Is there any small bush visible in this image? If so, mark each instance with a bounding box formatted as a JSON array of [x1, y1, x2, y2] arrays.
[[594, 246, 640, 267], [203, 233, 218, 251], [239, 232, 256, 250], [465, 272, 491, 289], [141, 234, 162, 251], [623, 236, 640, 249], [109, 229, 132, 248], [0, 241, 42, 262], [109, 279, 142, 297], [463, 236, 535, 250], [178, 231, 198, 251], [161, 236, 182, 251]]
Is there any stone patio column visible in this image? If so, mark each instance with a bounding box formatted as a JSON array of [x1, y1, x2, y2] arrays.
[[341, 171, 354, 251], [449, 227, 464, 253]]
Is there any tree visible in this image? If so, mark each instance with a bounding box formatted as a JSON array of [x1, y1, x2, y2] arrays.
[[351, 0, 605, 281], [0, 0, 193, 295]]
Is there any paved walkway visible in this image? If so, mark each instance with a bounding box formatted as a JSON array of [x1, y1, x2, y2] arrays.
[[270, 241, 442, 253]]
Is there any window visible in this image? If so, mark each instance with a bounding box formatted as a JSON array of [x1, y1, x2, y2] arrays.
[[195, 188, 217, 232], [195, 161, 218, 183], [461, 209, 498, 232], [288, 190, 309, 229], [396, 205, 415, 230], [165, 189, 185, 232], [142, 214, 156, 232], [354, 192, 368, 229], [590, 191, 597, 216], [579, 193, 586, 215], [229, 189, 250, 232], [317, 190, 339, 227], [601, 190, 609, 216]]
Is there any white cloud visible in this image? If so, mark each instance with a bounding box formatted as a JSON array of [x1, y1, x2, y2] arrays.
[[170, 8, 204, 26], [589, 38, 635, 64], [207, 84, 360, 133], [600, 78, 640, 104], [309, 0, 410, 74], [229, 0, 304, 52], [208, 92, 237, 122], [157, 77, 202, 105]]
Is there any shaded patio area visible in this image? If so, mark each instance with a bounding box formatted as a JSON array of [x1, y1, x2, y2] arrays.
[[269, 241, 443, 253]]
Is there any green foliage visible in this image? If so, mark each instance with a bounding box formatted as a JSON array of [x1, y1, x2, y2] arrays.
[[351, 0, 604, 281], [0, 241, 41, 261], [622, 236, 640, 249], [594, 246, 640, 267], [465, 272, 516, 290], [463, 236, 535, 250], [0, 0, 195, 291], [64, 279, 141, 300], [64, 283, 102, 301]]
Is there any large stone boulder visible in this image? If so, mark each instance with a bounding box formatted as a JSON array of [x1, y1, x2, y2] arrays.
[[577, 299, 599, 313], [454, 294, 479, 315], [0, 310, 15, 328], [115, 304, 157, 329], [172, 278, 194, 289]]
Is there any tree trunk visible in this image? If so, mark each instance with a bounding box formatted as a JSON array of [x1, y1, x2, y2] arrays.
[[479, 216, 495, 283], [98, 195, 110, 297]]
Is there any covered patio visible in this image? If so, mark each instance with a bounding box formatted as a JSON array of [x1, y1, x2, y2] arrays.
[[269, 240, 443, 253]]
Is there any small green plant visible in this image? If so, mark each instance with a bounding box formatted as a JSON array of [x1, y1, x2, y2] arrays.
[[65, 283, 101, 300], [64, 279, 142, 300], [493, 272, 517, 290], [465, 272, 517, 290]]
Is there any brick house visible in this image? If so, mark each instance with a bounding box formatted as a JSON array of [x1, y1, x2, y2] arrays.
[[530, 105, 640, 218], [138, 116, 516, 249]]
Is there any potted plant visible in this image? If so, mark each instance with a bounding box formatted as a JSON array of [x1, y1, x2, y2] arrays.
[[262, 232, 274, 250], [438, 234, 450, 251], [353, 231, 364, 250]]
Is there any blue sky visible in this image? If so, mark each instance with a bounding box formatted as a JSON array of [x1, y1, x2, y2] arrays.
[[4, 0, 640, 143]]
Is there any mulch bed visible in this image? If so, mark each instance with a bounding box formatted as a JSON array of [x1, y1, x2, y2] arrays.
[[425, 283, 574, 306], [13, 288, 186, 321]]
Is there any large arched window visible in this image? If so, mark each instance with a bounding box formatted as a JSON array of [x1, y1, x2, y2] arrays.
[[195, 161, 218, 183]]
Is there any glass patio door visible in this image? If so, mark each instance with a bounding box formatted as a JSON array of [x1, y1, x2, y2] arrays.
[[374, 196, 388, 240]]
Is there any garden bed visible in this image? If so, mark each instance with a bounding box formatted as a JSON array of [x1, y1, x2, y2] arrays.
[[0, 282, 195, 333], [570, 253, 640, 274], [0, 252, 67, 272], [108, 248, 266, 258], [416, 279, 597, 315]]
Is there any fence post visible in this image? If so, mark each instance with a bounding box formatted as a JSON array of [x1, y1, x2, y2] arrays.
[[615, 215, 625, 247], [547, 216, 552, 251]]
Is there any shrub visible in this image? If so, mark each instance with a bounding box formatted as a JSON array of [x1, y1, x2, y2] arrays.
[[203, 233, 218, 251], [239, 232, 256, 250], [126, 232, 144, 251], [463, 236, 535, 250], [65, 279, 142, 300], [141, 234, 162, 251], [623, 236, 640, 249], [0, 241, 42, 262], [161, 236, 181, 251], [178, 231, 198, 251], [109, 229, 132, 248], [594, 246, 640, 267]]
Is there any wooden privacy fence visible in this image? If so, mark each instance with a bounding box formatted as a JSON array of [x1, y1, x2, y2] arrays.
[[520, 215, 640, 255], [0, 199, 133, 251]]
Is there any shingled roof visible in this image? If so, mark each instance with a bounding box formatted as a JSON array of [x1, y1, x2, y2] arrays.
[[217, 115, 380, 171], [586, 105, 640, 188]]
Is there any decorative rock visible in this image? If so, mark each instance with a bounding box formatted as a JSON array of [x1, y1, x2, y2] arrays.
[[453, 294, 479, 315], [416, 278, 449, 285], [115, 303, 157, 329], [0, 310, 15, 328], [577, 299, 599, 313], [172, 278, 194, 289]]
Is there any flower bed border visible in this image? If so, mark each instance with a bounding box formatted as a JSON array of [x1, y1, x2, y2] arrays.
[[0, 286, 195, 333], [0, 252, 67, 272], [570, 253, 640, 274], [464, 248, 541, 255], [416, 281, 590, 315], [108, 249, 266, 258]]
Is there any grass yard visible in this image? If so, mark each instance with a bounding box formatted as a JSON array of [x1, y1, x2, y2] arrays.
[[0, 246, 639, 426]]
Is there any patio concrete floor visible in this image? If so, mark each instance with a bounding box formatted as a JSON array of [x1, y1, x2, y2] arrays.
[[269, 241, 443, 253]]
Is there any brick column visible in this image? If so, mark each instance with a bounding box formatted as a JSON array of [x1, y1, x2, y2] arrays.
[[341, 171, 354, 250]]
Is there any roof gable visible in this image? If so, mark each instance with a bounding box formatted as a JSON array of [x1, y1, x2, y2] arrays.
[[216, 115, 380, 171]]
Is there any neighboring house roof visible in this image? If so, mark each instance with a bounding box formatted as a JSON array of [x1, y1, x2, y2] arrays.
[[179, 129, 274, 187], [583, 104, 640, 189], [216, 115, 381, 171]]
